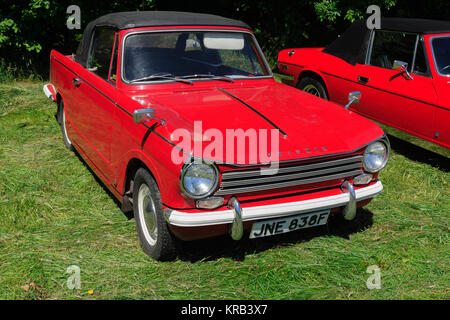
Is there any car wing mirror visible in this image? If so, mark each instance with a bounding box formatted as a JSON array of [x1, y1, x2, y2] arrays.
[[393, 60, 413, 80], [133, 108, 166, 126], [344, 91, 362, 109]]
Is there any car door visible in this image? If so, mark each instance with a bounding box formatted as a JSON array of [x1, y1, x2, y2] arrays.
[[428, 34, 450, 148], [350, 30, 438, 140], [69, 27, 119, 182]]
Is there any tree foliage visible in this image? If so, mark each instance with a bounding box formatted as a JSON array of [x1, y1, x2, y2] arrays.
[[1, 0, 449, 79]]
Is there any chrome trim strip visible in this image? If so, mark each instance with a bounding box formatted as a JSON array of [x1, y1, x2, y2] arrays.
[[220, 163, 362, 188], [217, 155, 364, 195], [215, 169, 362, 195], [411, 34, 420, 73], [365, 30, 375, 65], [221, 155, 363, 179], [165, 181, 383, 227]]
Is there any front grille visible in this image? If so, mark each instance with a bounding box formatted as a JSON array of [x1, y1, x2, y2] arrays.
[[215, 155, 363, 195]]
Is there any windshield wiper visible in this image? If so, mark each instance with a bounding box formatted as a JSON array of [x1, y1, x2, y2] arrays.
[[129, 73, 193, 85], [180, 74, 234, 83]]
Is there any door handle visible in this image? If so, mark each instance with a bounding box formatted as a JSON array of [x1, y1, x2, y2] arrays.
[[358, 76, 370, 84], [72, 78, 82, 87]]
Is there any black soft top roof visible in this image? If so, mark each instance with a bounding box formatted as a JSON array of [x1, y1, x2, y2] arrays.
[[323, 18, 450, 65], [75, 11, 251, 67]]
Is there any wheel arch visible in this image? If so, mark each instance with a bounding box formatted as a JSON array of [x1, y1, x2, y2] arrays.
[[120, 155, 161, 214], [55, 89, 67, 125], [297, 69, 329, 99]]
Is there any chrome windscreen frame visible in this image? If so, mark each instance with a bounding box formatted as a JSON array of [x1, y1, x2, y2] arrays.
[[120, 28, 273, 85]]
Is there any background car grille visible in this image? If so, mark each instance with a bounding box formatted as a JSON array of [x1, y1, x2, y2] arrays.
[[215, 155, 363, 195]]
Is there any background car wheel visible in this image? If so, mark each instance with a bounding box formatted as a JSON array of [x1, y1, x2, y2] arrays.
[[297, 77, 329, 100], [133, 168, 177, 261], [57, 100, 74, 151]]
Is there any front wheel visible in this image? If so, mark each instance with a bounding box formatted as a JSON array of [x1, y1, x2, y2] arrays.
[[133, 168, 177, 261], [297, 77, 329, 100]]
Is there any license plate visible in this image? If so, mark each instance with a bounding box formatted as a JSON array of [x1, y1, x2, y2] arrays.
[[249, 210, 330, 239]]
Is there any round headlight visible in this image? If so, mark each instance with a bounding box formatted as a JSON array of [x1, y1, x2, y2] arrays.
[[363, 141, 389, 173], [180, 162, 219, 199]]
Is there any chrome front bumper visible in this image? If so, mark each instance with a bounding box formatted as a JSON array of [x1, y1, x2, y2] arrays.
[[164, 181, 383, 240]]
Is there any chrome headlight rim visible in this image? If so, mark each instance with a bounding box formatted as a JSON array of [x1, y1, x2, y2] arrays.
[[179, 160, 220, 199], [363, 139, 390, 173]]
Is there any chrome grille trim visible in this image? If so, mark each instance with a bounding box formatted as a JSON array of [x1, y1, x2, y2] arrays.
[[220, 163, 362, 188], [215, 155, 363, 196], [222, 155, 363, 179]]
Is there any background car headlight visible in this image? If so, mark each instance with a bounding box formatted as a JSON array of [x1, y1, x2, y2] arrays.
[[363, 140, 389, 173], [180, 162, 219, 199]]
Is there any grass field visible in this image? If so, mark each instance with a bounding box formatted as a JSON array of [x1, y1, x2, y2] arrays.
[[0, 79, 448, 300]]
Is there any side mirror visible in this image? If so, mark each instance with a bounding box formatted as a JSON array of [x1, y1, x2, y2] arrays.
[[393, 60, 413, 80], [344, 91, 362, 109], [133, 108, 166, 126]]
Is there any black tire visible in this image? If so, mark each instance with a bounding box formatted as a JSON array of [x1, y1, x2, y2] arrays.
[[133, 168, 177, 261], [297, 77, 329, 100], [57, 100, 74, 151]]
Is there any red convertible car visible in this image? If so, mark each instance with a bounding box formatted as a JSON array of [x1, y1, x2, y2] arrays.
[[43, 11, 389, 260], [278, 18, 450, 149]]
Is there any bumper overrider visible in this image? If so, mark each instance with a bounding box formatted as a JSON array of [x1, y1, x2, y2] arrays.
[[164, 180, 383, 240]]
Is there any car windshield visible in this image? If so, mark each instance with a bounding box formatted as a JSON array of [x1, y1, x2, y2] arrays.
[[431, 36, 450, 76], [123, 31, 270, 83]]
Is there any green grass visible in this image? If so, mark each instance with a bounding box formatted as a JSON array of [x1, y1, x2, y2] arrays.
[[0, 80, 448, 300]]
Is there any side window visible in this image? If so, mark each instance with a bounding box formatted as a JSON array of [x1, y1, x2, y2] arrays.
[[412, 39, 430, 76], [87, 28, 116, 80], [108, 33, 119, 83], [369, 30, 417, 70]]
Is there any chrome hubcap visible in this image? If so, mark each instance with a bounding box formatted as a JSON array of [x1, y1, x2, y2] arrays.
[[138, 184, 158, 245], [303, 84, 320, 97]]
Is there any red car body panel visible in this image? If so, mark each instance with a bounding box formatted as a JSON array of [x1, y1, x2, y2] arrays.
[[125, 81, 384, 163], [48, 24, 387, 241], [278, 33, 450, 149]]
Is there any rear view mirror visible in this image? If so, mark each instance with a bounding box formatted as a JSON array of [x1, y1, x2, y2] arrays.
[[203, 33, 245, 50], [393, 60, 407, 70], [344, 91, 362, 109], [186, 39, 201, 49], [393, 60, 413, 80]]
